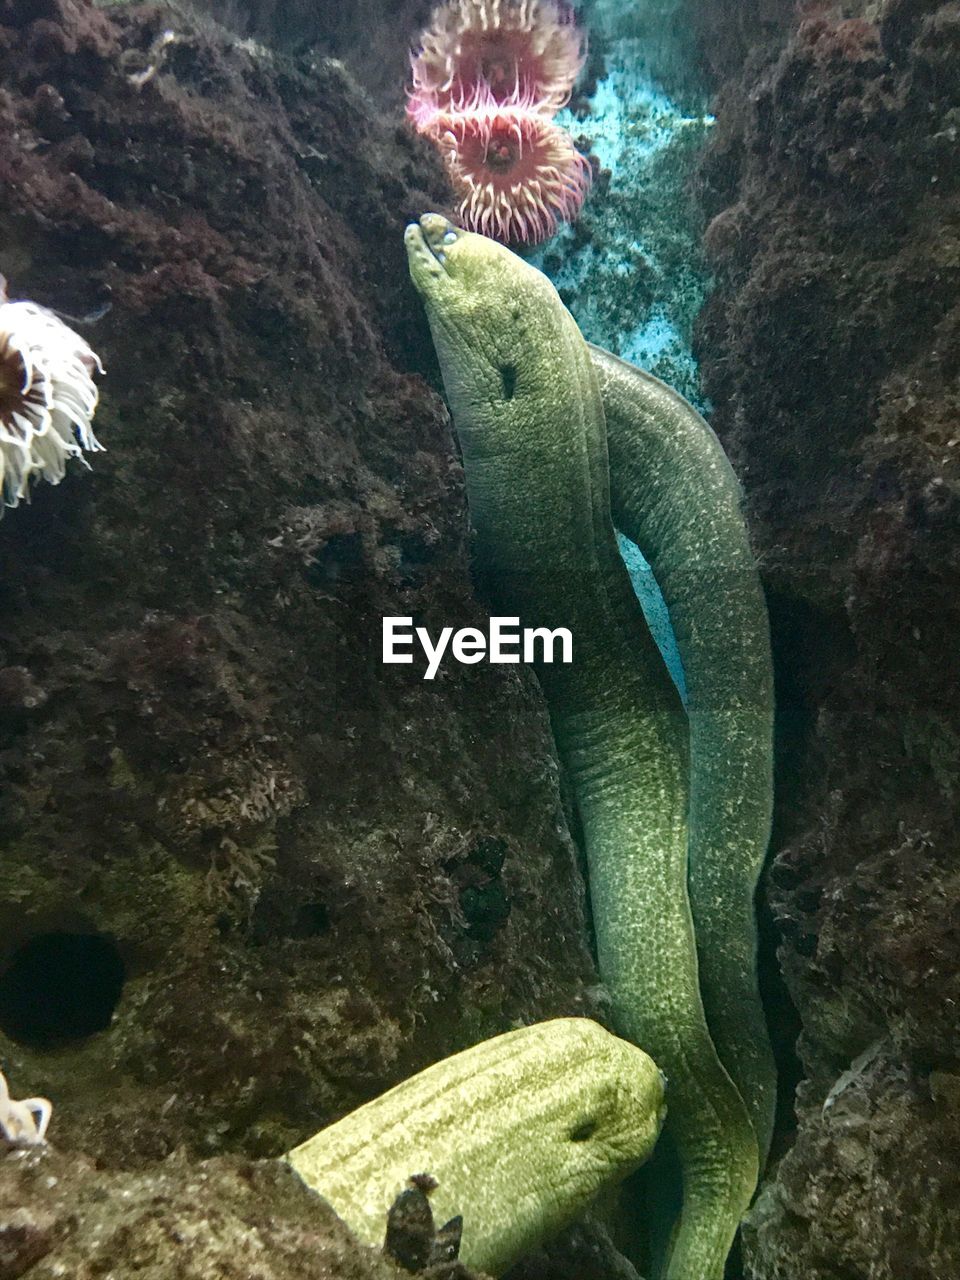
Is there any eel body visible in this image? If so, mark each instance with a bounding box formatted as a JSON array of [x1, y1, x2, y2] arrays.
[[591, 344, 776, 1161], [405, 213, 758, 1280], [286, 1018, 664, 1277]]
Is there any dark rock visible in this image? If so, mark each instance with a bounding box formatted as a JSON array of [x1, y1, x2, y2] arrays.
[[744, 1046, 960, 1279], [694, 0, 960, 1274], [680, 0, 795, 88], [505, 1215, 643, 1280], [0, 1143, 492, 1280], [0, 0, 596, 1175], [177, 0, 435, 103], [385, 1179, 439, 1272]]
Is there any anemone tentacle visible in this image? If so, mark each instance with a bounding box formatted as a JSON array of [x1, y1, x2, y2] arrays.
[[0, 282, 104, 511]]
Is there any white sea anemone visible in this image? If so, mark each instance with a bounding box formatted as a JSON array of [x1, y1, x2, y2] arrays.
[[0, 1067, 51, 1146], [0, 276, 104, 512]]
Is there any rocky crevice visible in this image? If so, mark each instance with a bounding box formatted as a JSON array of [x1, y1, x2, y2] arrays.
[[0, 2, 597, 1270], [694, 1, 960, 1273]]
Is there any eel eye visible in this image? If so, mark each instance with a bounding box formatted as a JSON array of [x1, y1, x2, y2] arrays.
[[569, 1117, 597, 1142], [442, 230, 458, 245]]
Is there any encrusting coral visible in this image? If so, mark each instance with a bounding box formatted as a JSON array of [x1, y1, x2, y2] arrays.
[[0, 276, 104, 512]]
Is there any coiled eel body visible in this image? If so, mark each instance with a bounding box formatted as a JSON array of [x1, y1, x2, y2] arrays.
[[592, 345, 776, 1161], [405, 213, 761, 1279], [287, 1018, 664, 1276]]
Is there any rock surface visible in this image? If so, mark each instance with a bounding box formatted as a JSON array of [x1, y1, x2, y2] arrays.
[[4, 0, 960, 1276], [0, 0, 596, 1190], [695, 0, 960, 1274], [177, 0, 434, 102], [0, 1143, 486, 1280]]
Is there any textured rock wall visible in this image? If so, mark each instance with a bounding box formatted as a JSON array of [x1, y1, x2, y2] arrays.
[[173, 0, 434, 101], [1, 1144, 451, 1280], [0, 0, 597, 1189], [694, 0, 960, 1274], [6, 0, 960, 1275]]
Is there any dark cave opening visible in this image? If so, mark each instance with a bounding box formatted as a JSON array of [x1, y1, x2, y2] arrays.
[[758, 589, 857, 1155], [756, 885, 804, 1156], [0, 931, 126, 1048]]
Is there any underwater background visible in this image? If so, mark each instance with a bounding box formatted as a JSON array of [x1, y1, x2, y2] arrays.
[[1, 0, 959, 1276]]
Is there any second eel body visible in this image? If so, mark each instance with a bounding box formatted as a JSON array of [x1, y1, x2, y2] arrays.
[[406, 213, 758, 1280], [592, 345, 776, 1162]]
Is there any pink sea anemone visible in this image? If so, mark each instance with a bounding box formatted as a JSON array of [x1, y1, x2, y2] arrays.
[[409, 0, 585, 128], [408, 0, 590, 243], [436, 105, 592, 243], [0, 277, 104, 511]]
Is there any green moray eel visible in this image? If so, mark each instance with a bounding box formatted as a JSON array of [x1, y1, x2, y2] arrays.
[[286, 1018, 665, 1277], [405, 213, 758, 1280], [591, 346, 776, 1162]]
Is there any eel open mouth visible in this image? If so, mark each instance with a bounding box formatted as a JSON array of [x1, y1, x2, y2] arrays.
[[404, 213, 462, 282]]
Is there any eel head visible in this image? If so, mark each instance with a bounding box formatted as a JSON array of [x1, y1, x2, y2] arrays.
[[405, 213, 578, 460]]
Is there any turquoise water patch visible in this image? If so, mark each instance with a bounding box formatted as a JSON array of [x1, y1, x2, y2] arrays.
[[530, 8, 712, 694], [574, 46, 697, 176], [617, 533, 687, 703], [532, 26, 713, 408]]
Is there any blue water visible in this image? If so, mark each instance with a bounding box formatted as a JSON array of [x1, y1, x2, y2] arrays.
[[617, 533, 687, 702]]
